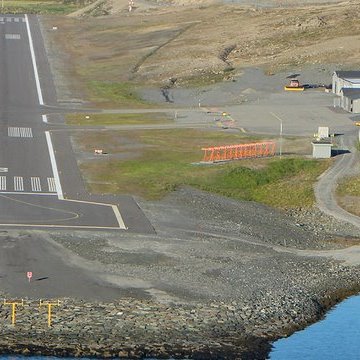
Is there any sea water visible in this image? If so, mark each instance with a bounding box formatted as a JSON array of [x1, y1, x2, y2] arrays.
[[270, 294, 360, 359]]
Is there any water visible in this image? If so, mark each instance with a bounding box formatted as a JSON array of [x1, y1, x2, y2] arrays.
[[270, 295, 360, 359]]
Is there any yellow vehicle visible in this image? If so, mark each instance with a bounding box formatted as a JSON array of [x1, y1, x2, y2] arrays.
[[355, 122, 360, 126]]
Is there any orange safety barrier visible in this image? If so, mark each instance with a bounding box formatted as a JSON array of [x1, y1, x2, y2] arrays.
[[202, 141, 276, 162]]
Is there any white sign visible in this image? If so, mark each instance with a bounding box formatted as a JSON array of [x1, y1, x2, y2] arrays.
[[27, 271, 32, 282]]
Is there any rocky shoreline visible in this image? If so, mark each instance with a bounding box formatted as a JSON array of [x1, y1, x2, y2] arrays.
[[1, 276, 360, 359]]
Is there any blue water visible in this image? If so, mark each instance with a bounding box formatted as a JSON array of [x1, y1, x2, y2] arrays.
[[270, 295, 360, 359]]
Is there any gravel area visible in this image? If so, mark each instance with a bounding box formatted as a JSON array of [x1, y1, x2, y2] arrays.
[[49, 186, 360, 305], [47, 186, 360, 358]]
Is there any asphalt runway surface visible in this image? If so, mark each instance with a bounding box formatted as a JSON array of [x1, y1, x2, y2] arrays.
[[0, 14, 152, 233], [0, 14, 153, 300]]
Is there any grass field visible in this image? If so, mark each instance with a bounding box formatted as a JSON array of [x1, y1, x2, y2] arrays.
[[1, 0, 78, 14], [86, 81, 153, 108], [66, 112, 171, 125], [337, 176, 360, 197], [76, 128, 327, 208]]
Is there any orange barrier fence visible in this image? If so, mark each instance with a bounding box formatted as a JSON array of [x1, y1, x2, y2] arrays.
[[202, 141, 276, 162]]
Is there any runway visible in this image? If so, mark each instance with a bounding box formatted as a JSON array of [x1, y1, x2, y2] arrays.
[[0, 14, 153, 232]]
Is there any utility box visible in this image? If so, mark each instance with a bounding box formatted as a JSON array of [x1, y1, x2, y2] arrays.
[[312, 140, 332, 158]]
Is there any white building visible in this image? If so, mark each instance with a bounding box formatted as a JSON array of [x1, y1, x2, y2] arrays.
[[332, 71, 360, 113]]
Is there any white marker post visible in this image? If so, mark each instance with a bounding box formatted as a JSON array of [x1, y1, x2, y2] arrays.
[[27, 271, 33, 283]]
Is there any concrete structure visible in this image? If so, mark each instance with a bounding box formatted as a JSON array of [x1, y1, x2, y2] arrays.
[[312, 140, 332, 158]]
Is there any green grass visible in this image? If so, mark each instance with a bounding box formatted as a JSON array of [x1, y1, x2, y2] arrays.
[[87, 81, 150, 108], [66, 113, 171, 126], [191, 158, 327, 208], [77, 129, 328, 208], [1, 0, 79, 14]]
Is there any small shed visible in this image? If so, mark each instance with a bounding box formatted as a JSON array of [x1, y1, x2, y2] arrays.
[[340, 88, 360, 113], [312, 140, 332, 158]]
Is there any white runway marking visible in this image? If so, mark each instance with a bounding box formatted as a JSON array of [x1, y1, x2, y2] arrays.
[[5, 34, 21, 40], [25, 14, 44, 105], [0, 176, 58, 193], [14, 176, 24, 191], [8, 127, 33, 138], [45, 132, 63, 199], [0, 17, 24, 23], [31, 177, 41, 192], [0, 168, 8, 173], [47, 177, 56, 192], [0, 177, 6, 191]]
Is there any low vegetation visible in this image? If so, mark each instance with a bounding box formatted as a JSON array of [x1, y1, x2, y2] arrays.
[[66, 112, 171, 126], [86, 81, 151, 108], [337, 177, 360, 197], [1, 0, 81, 14], [76, 129, 327, 208]]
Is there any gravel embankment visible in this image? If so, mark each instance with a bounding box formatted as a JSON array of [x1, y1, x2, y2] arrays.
[[44, 187, 360, 359]]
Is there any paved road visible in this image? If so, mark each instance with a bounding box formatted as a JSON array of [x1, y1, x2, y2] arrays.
[[314, 130, 360, 227]]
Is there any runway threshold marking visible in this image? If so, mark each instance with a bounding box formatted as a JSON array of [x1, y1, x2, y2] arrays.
[[47, 177, 56, 192], [0, 176, 6, 190], [8, 127, 33, 138], [31, 177, 41, 192], [14, 176, 24, 191]]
